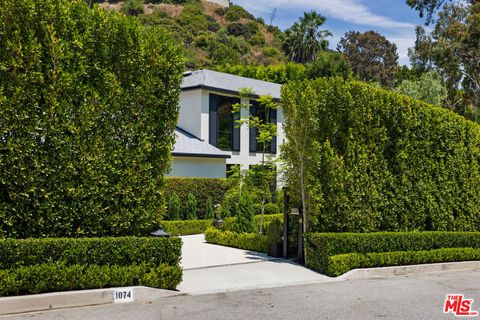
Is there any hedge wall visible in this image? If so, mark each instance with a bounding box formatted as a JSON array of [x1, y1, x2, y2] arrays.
[[305, 232, 480, 276], [0, 0, 184, 238], [282, 78, 480, 232], [205, 228, 267, 253], [164, 178, 229, 220], [0, 237, 182, 295]]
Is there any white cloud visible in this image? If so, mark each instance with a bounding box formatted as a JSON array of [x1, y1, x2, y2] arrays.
[[234, 0, 414, 29]]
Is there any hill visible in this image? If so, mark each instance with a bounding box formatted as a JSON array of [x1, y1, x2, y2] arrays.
[[99, 0, 287, 68]]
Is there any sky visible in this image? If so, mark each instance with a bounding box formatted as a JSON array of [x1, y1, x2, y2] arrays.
[[232, 0, 427, 65]]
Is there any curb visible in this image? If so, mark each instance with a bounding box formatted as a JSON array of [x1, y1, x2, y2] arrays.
[[0, 286, 184, 316], [337, 261, 480, 281]]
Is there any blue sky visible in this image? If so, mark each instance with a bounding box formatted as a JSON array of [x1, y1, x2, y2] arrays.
[[232, 0, 426, 65]]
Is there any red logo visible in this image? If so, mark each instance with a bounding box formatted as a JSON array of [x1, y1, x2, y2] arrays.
[[444, 294, 478, 317]]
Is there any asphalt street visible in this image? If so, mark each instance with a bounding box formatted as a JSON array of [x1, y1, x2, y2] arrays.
[[3, 269, 479, 320]]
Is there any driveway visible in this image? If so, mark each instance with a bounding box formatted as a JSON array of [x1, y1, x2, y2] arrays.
[[178, 234, 330, 294]]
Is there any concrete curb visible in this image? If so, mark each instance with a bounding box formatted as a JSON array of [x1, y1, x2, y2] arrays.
[[337, 261, 480, 281], [0, 286, 184, 316]]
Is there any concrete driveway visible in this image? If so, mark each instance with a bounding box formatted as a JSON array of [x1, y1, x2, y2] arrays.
[[178, 234, 331, 294]]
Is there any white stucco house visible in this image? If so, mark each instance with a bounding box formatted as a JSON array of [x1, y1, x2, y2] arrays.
[[168, 69, 284, 179]]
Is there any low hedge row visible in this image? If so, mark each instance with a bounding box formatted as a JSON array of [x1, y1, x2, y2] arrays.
[[0, 237, 182, 269], [0, 263, 182, 296], [305, 232, 480, 275], [161, 214, 283, 236], [205, 228, 267, 253], [325, 248, 480, 277]]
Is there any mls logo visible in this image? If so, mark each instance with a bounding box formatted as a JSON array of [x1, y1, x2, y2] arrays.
[[444, 294, 478, 317]]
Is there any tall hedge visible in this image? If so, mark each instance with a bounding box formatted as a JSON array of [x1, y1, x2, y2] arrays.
[[0, 0, 184, 238], [282, 78, 480, 232], [164, 178, 228, 219]]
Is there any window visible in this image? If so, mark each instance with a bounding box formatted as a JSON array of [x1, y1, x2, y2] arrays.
[[209, 94, 240, 151], [249, 100, 277, 154]]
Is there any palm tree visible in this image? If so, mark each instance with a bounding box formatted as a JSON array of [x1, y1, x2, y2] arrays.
[[282, 11, 332, 63]]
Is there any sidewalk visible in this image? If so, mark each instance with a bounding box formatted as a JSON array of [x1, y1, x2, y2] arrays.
[[178, 234, 331, 294]]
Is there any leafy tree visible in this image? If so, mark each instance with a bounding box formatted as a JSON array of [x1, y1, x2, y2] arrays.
[[306, 51, 351, 79], [396, 71, 447, 105], [0, 0, 183, 238], [168, 193, 181, 221], [337, 30, 399, 87], [186, 193, 197, 220], [408, 1, 480, 122], [234, 187, 255, 233], [121, 0, 144, 16], [282, 11, 332, 64]]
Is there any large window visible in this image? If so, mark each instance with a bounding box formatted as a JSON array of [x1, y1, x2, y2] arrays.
[[249, 100, 277, 154], [209, 94, 240, 151]]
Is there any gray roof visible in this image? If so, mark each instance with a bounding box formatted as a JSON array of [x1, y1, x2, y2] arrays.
[[173, 127, 230, 159], [181, 69, 282, 100]]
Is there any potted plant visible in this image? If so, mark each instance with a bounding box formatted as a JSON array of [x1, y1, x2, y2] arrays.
[[267, 218, 283, 257]]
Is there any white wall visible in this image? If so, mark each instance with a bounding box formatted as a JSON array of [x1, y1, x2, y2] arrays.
[[168, 156, 226, 178], [205, 0, 229, 7], [178, 90, 203, 138]]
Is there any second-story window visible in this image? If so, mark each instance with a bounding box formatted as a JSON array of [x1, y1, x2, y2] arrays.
[[249, 100, 277, 154], [209, 94, 240, 151]]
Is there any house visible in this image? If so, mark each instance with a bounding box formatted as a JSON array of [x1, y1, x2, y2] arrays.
[[168, 69, 284, 179], [205, 0, 230, 7]]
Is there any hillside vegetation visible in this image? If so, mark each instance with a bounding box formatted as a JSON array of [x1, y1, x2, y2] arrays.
[[99, 0, 287, 68]]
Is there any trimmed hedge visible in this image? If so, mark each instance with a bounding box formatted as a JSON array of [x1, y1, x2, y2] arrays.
[[0, 0, 184, 238], [282, 78, 480, 232], [164, 178, 229, 219], [0, 237, 182, 269], [161, 214, 283, 236], [0, 263, 182, 296], [305, 232, 480, 276], [205, 228, 267, 253], [325, 248, 480, 277]]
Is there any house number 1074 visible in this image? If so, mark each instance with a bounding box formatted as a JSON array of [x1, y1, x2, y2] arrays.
[[113, 288, 134, 303]]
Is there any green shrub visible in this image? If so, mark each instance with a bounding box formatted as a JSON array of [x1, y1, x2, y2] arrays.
[[225, 5, 254, 22], [266, 217, 283, 245], [0, 263, 182, 296], [326, 248, 480, 277], [234, 188, 255, 233], [162, 220, 213, 236], [216, 63, 307, 84], [264, 203, 280, 214], [205, 228, 267, 253], [227, 23, 249, 37], [205, 196, 215, 219], [0, 237, 182, 269], [168, 193, 181, 221], [121, 0, 144, 16], [282, 78, 480, 232], [0, 0, 183, 238], [164, 178, 228, 219], [262, 47, 281, 58], [248, 32, 266, 46], [305, 232, 480, 275], [186, 193, 197, 220]]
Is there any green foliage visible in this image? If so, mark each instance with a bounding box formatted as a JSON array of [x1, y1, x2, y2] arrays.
[[305, 231, 480, 276], [282, 78, 480, 233], [216, 63, 307, 84], [0, 263, 182, 296], [0, 237, 182, 269], [164, 178, 228, 219], [161, 219, 213, 236], [225, 5, 254, 22], [186, 193, 197, 220], [121, 0, 144, 16], [325, 248, 480, 276], [264, 203, 280, 214], [266, 217, 283, 245], [222, 214, 283, 233], [0, 0, 184, 238], [168, 193, 181, 221], [306, 51, 351, 79], [234, 188, 255, 233], [396, 70, 447, 105], [227, 23, 250, 37], [205, 196, 215, 219], [205, 228, 267, 252]]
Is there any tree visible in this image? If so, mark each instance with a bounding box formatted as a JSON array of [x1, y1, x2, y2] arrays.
[[205, 196, 215, 219], [337, 30, 399, 87], [282, 11, 332, 64], [306, 51, 351, 80], [408, 1, 480, 122], [233, 89, 279, 233], [186, 193, 197, 220], [168, 193, 181, 221], [234, 186, 255, 233], [396, 71, 447, 105]]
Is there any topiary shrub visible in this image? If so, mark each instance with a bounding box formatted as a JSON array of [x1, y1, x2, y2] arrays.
[[168, 193, 181, 221], [234, 188, 255, 233], [205, 196, 215, 219], [186, 193, 197, 220]]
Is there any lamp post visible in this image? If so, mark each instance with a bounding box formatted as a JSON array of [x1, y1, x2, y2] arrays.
[[150, 225, 170, 238]]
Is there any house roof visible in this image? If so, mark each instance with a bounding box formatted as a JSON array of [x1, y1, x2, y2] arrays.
[[173, 127, 230, 159], [181, 69, 282, 100]]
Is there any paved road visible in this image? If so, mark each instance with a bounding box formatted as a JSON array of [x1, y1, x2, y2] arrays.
[[5, 270, 479, 320], [178, 235, 330, 294]]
